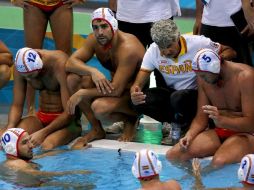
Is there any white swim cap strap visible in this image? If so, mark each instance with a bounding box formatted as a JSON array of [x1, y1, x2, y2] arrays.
[[243, 155, 252, 183], [16, 48, 29, 72], [146, 150, 157, 175], [12, 131, 26, 157], [132, 149, 161, 180], [138, 152, 141, 178]]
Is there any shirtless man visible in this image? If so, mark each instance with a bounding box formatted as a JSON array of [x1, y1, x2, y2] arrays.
[[132, 149, 181, 190], [1, 128, 89, 177], [167, 48, 254, 167], [0, 41, 13, 89], [4, 47, 81, 150], [66, 8, 145, 148]]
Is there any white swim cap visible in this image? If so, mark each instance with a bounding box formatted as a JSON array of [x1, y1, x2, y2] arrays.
[[1, 128, 26, 157], [92, 8, 118, 34], [192, 48, 221, 74], [238, 154, 254, 185], [15, 47, 43, 73], [132, 149, 162, 180]]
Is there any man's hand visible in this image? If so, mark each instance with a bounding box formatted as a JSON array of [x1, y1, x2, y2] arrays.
[[30, 130, 48, 147], [130, 86, 146, 105], [241, 25, 254, 37], [192, 158, 201, 177], [179, 135, 191, 151], [66, 90, 83, 115], [91, 70, 114, 94], [11, 0, 33, 9], [71, 137, 88, 149], [0, 127, 7, 138], [202, 105, 220, 126], [242, 5, 254, 37], [62, 0, 86, 8]]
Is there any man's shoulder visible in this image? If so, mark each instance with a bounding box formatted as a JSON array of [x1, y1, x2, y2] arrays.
[[118, 31, 145, 51], [238, 65, 254, 82], [116, 42, 145, 60], [6, 159, 29, 169], [45, 51, 68, 69]]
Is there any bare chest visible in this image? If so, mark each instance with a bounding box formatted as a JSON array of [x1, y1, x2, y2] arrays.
[[96, 48, 117, 72], [29, 75, 60, 91], [203, 81, 241, 111]]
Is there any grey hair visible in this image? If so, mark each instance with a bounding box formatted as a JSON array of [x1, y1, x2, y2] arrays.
[[150, 19, 180, 49]]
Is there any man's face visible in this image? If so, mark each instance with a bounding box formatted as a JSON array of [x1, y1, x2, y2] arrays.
[[18, 132, 33, 160], [92, 19, 113, 46], [196, 72, 220, 84], [159, 41, 180, 59]]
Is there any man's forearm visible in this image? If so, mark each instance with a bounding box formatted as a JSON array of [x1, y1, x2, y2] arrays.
[[217, 115, 254, 133], [108, 0, 117, 12], [185, 118, 207, 139], [220, 47, 237, 61], [0, 52, 13, 67], [79, 88, 120, 99], [7, 106, 23, 128], [66, 58, 97, 76], [42, 112, 73, 135], [25, 169, 90, 177], [242, 0, 251, 10], [195, 0, 204, 21]]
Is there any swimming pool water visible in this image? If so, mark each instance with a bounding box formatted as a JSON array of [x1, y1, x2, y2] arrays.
[[0, 147, 242, 190]]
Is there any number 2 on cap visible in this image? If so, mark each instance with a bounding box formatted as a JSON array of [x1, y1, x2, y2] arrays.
[[242, 160, 247, 169]]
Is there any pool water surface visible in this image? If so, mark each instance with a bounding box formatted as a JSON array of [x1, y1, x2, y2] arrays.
[[0, 147, 242, 190]]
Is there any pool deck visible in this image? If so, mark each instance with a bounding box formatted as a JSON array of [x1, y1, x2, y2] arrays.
[[0, 4, 195, 157], [90, 139, 170, 155], [0, 113, 171, 155]]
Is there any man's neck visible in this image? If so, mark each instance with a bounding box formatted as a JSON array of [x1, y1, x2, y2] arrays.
[[219, 60, 231, 82], [141, 178, 161, 187], [7, 155, 31, 162], [7, 155, 19, 160]]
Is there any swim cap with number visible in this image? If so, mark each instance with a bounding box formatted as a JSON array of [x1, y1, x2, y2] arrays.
[[192, 48, 221, 74], [15, 47, 43, 73], [1, 128, 26, 157]]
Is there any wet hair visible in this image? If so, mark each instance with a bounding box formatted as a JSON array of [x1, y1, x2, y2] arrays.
[[150, 19, 180, 49]]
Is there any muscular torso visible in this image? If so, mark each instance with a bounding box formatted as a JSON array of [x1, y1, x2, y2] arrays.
[[95, 46, 118, 73], [94, 39, 141, 85], [27, 69, 63, 113]]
